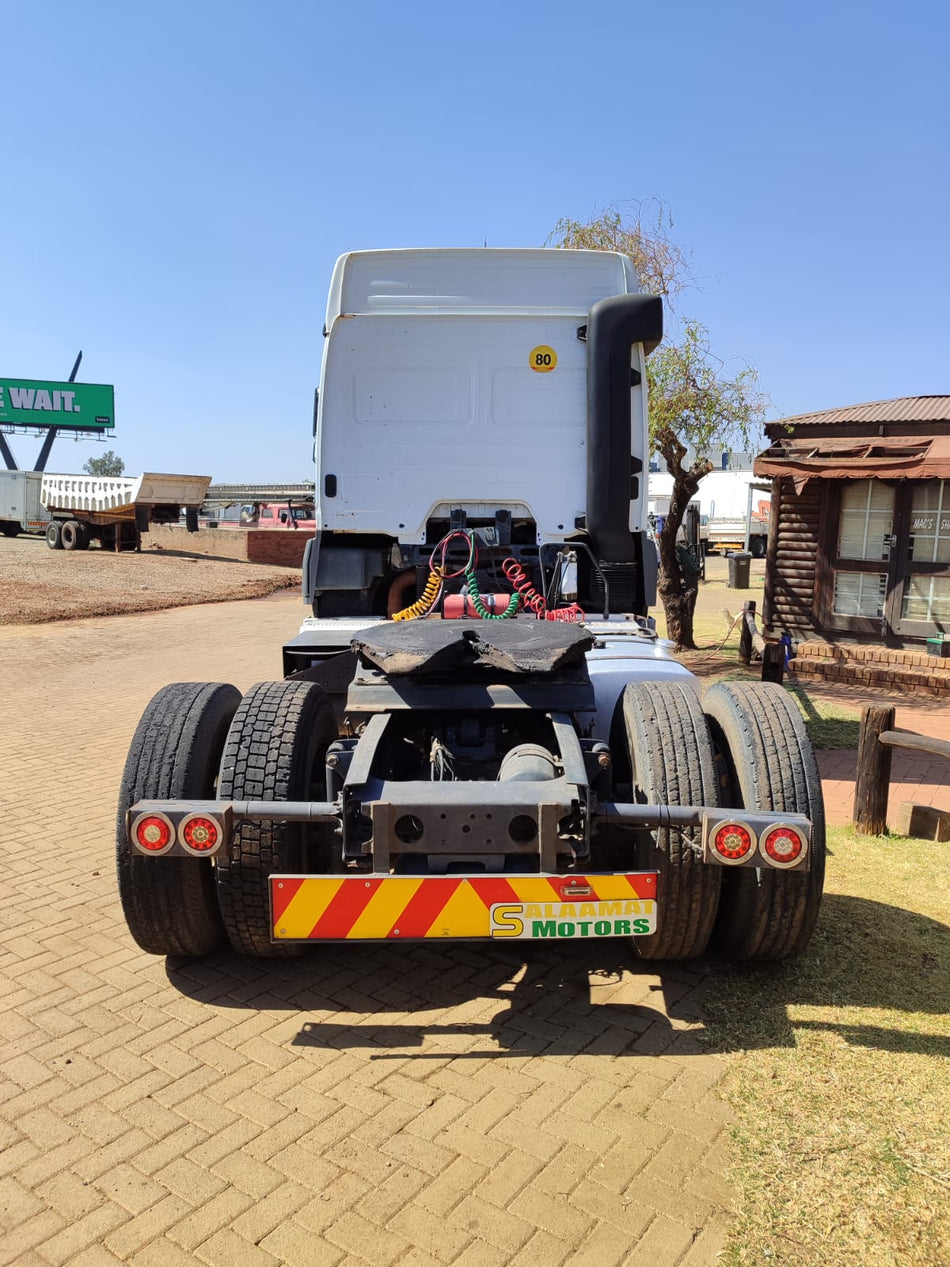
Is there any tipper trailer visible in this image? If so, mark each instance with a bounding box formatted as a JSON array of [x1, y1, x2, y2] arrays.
[[117, 249, 824, 963], [0, 470, 211, 550]]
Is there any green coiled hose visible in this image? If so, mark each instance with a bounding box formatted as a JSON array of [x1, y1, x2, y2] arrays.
[[463, 564, 520, 619]]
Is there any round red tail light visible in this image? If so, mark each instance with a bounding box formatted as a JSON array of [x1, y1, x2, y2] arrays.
[[761, 825, 806, 868], [180, 815, 221, 854], [132, 813, 174, 854], [712, 821, 755, 864]]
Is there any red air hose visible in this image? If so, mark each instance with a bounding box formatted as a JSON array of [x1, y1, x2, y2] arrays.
[[502, 557, 585, 622]]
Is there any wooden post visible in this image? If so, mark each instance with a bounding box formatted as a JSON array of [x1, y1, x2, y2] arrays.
[[761, 476, 781, 631], [761, 642, 784, 683], [853, 704, 895, 835], [739, 601, 755, 665]]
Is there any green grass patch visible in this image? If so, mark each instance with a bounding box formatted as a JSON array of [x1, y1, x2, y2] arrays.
[[787, 685, 863, 749], [706, 826, 950, 1266]]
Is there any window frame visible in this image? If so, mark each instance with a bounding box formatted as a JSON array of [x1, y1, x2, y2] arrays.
[[816, 478, 950, 638]]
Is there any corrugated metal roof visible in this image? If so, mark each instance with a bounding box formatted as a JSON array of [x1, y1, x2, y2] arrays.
[[755, 436, 950, 488], [771, 395, 950, 428]]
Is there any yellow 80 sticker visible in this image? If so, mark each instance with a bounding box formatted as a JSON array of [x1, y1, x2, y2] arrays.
[[529, 345, 557, 373]]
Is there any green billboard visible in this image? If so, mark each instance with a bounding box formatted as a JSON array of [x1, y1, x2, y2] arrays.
[[0, 378, 115, 431]]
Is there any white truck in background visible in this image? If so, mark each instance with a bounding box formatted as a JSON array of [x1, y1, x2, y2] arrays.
[[0, 470, 211, 551], [649, 468, 772, 557], [0, 470, 49, 537]]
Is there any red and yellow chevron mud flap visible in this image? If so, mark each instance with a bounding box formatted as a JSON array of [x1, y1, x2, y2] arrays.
[[269, 872, 658, 943]]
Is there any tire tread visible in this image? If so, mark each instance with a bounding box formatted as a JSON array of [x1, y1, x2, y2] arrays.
[[622, 681, 721, 960], [704, 681, 825, 960], [116, 682, 240, 956], [215, 680, 337, 958]]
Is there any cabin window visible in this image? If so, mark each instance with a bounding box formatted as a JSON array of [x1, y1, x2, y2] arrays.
[[837, 480, 892, 560], [820, 477, 950, 636], [833, 571, 887, 618], [909, 481, 950, 563], [902, 575, 950, 624]]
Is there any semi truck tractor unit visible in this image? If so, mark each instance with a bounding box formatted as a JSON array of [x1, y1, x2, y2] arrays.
[[117, 249, 824, 964]]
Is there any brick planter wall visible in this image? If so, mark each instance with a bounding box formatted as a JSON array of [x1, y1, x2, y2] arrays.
[[792, 640, 950, 696], [143, 525, 309, 567]]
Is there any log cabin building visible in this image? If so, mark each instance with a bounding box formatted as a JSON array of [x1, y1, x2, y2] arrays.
[[755, 396, 950, 694]]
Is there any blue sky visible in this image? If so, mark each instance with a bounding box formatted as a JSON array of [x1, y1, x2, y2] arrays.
[[2, 0, 947, 480]]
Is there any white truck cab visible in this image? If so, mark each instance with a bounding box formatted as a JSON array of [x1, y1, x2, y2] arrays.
[[304, 248, 661, 618]]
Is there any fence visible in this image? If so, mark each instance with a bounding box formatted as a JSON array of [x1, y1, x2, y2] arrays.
[[853, 704, 950, 834], [737, 600, 785, 683]]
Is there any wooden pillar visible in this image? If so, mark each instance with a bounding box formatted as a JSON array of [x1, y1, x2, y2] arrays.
[[739, 601, 755, 665], [761, 642, 784, 683], [853, 705, 895, 835], [761, 475, 782, 632]]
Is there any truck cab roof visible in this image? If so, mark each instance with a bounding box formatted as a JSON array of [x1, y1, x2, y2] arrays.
[[324, 248, 641, 325]]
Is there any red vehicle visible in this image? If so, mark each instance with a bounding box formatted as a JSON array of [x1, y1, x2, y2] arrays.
[[237, 501, 316, 530]]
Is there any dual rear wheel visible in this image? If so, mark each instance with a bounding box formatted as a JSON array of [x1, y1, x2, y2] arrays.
[[620, 679, 825, 962], [46, 519, 90, 550], [116, 679, 337, 958], [117, 678, 824, 963]]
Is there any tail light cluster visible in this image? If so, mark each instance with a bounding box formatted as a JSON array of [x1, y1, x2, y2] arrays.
[[128, 805, 231, 858], [704, 815, 809, 870]]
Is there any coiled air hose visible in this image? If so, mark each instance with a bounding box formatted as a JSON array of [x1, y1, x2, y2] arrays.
[[502, 557, 546, 614], [463, 563, 520, 619], [502, 556, 585, 622], [389, 530, 582, 622], [391, 566, 445, 621]]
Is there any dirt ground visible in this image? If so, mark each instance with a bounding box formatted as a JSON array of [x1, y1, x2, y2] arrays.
[[1, 531, 757, 632], [0, 531, 300, 624], [654, 553, 767, 682]]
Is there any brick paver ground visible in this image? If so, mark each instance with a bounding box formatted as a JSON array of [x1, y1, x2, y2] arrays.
[[1, 597, 733, 1267]]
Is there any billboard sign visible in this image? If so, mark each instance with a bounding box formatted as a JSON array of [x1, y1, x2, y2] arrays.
[[0, 378, 115, 431]]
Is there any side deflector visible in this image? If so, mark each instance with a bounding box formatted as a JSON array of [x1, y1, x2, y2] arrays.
[[585, 293, 663, 565]]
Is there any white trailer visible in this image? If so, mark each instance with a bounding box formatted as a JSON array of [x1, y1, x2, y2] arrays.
[[42, 472, 211, 551], [0, 470, 51, 536], [0, 470, 211, 551]]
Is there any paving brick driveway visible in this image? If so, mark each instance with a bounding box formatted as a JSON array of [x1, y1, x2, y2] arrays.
[[1, 597, 733, 1267]]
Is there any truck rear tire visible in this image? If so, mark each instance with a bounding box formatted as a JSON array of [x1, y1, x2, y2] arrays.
[[750, 536, 767, 559], [621, 681, 722, 960], [216, 681, 338, 958], [61, 520, 89, 551], [1, 522, 18, 538], [116, 682, 241, 956], [703, 681, 825, 960], [46, 521, 63, 550]]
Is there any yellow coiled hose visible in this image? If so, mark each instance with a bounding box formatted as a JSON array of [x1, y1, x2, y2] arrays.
[[392, 566, 445, 621]]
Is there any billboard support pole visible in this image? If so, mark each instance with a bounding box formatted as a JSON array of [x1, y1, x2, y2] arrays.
[[32, 351, 82, 473], [0, 433, 17, 471]]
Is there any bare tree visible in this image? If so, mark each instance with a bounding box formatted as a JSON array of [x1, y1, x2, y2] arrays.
[[648, 323, 765, 646], [547, 200, 692, 311], [549, 203, 766, 648]]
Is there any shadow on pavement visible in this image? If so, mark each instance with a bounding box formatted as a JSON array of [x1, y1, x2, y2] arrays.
[[702, 893, 950, 1059], [167, 940, 709, 1060], [165, 893, 949, 1060]]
